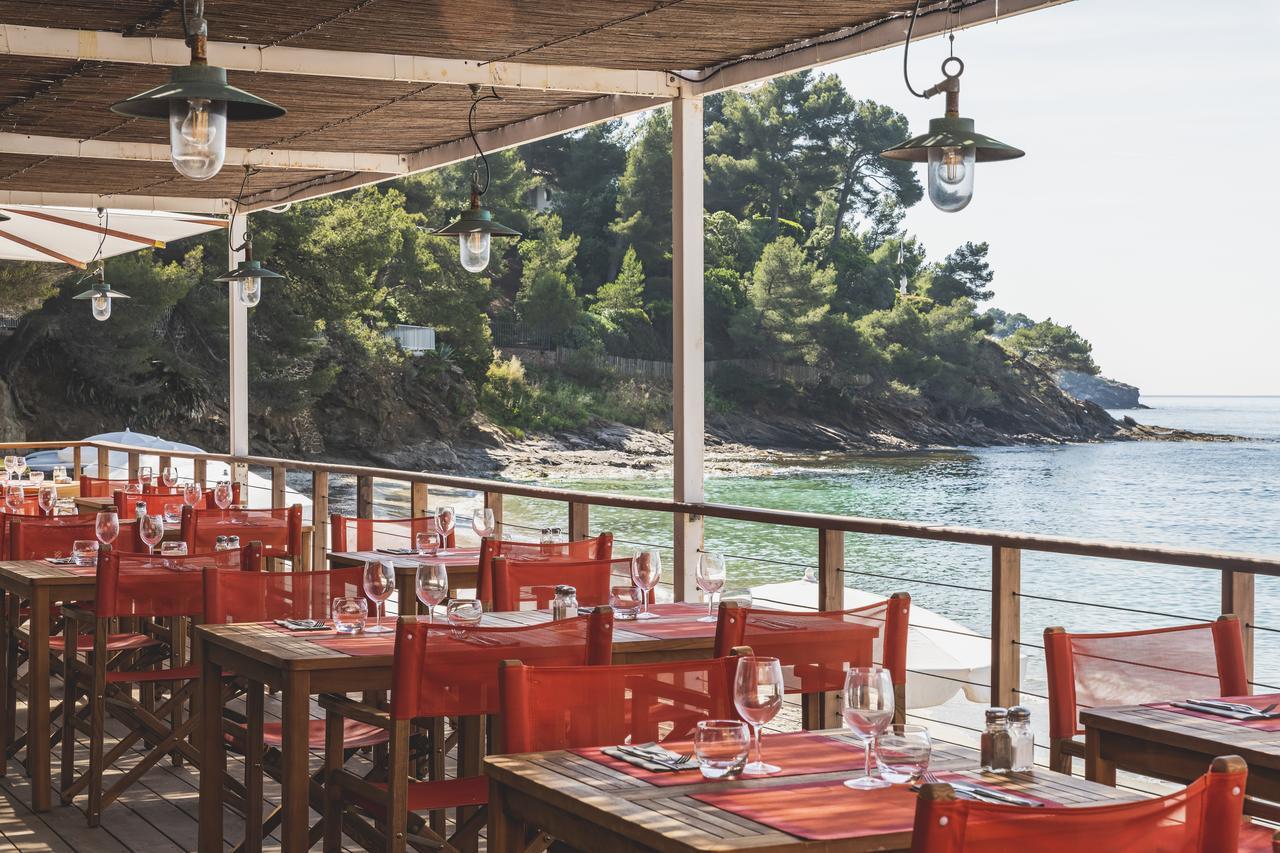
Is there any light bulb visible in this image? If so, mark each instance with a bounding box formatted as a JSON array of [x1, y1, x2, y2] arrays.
[[459, 231, 491, 273], [91, 294, 111, 322], [927, 145, 976, 212], [238, 277, 262, 308], [169, 97, 227, 181]]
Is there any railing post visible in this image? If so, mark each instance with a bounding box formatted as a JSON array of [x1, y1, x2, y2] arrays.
[[810, 528, 845, 729], [486, 492, 504, 539], [991, 546, 1021, 708], [356, 475, 373, 519], [97, 445, 110, 478], [673, 513, 702, 602], [568, 502, 589, 541], [270, 465, 286, 509], [72, 446, 82, 479], [410, 482, 429, 517], [126, 451, 139, 481], [1222, 570, 1255, 683], [159, 455, 172, 479], [311, 470, 329, 571], [193, 457, 207, 489]]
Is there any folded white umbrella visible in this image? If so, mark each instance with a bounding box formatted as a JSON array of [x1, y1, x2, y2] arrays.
[[0, 206, 224, 268]]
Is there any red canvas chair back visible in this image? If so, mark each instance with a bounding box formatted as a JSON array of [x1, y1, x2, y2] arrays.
[[714, 595, 910, 693], [181, 504, 303, 560], [0, 505, 38, 559], [329, 513, 456, 552], [910, 756, 1248, 852], [477, 533, 613, 605], [8, 515, 97, 560], [201, 482, 242, 509], [95, 546, 254, 619], [204, 565, 365, 624], [500, 656, 741, 753], [491, 555, 638, 611], [389, 609, 613, 721], [1043, 617, 1248, 743], [80, 475, 135, 498], [113, 490, 183, 520], [143, 484, 183, 496]]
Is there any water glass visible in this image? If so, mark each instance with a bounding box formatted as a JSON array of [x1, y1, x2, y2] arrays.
[[415, 563, 449, 622], [161, 466, 178, 488], [182, 482, 202, 508], [415, 531, 442, 556], [694, 720, 750, 779], [139, 512, 165, 555], [54, 498, 76, 516], [630, 551, 661, 620], [160, 541, 188, 557], [734, 656, 784, 775], [471, 507, 495, 538], [843, 666, 895, 790], [609, 584, 642, 620], [28, 471, 43, 486], [125, 481, 142, 496], [71, 540, 99, 567], [213, 480, 232, 510], [95, 510, 119, 545], [696, 552, 726, 623], [446, 598, 483, 636], [875, 724, 932, 785], [332, 597, 367, 634], [37, 483, 58, 516], [362, 560, 396, 634], [163, 502, 183, 524]]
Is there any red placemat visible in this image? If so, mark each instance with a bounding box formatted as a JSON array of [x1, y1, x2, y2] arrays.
[[574, 731, 866, 788], [620, 602, 717, 641], [1149, 694, 1280, 732]]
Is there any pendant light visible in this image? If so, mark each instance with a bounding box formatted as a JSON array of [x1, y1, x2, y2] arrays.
[[215, 167, 285, 307], [881, 1, 1023, 212], [432, 85, 520, 272], [110, 0, 285, 181], [72, 209, 129, 322]]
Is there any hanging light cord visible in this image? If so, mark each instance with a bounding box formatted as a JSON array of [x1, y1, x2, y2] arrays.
[[227, 165, 258, 256], [903, 0, 963, 99], [468, 85, 501, 196], [73, 208, 110, 288]]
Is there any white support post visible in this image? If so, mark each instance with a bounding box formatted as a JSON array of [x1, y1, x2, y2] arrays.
[[228, 213, 249, 458], [671, 91, 705, 603]]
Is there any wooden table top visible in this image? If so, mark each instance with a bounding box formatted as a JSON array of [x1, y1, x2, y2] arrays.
[[329, 547, 481, 567], [485, 733, 1141, 852], [0, 558, 96, 590]]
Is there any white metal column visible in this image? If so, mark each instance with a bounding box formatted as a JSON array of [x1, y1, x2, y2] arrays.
[[671, 91, 705, 602], [228, 212, 249, 457]]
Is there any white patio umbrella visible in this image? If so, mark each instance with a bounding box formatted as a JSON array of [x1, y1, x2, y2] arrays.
[[0, 206, 224, 268]]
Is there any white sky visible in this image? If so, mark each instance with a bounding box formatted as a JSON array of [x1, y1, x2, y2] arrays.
[[828, 0, 1280, 394]]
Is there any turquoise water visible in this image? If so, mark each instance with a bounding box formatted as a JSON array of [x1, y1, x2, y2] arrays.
[[501, 397, 1280, 690]]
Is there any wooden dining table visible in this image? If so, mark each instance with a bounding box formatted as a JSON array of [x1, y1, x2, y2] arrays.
[[327, 547, 482, 614], [485, 733, 1142, 852]]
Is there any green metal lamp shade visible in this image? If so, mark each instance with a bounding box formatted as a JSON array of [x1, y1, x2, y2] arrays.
[[73, 283, 129, 300], [215, 259, 286, 282], [434, 205, 521, 238], [110, 64, 285, 121], [881, 116, 1024, 163]]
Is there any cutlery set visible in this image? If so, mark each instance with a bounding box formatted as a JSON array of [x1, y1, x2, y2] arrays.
[[1173, 698, 1280, 720]]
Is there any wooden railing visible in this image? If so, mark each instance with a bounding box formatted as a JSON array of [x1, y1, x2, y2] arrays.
[[14, 438, 1280, 706]]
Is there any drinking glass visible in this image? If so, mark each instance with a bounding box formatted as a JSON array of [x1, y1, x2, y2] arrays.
[[362, 560, 396, 634], [125, 481, 142, 496], [694, 720, 751, 779], [182, 482, 202, 508], [734, 656, 784, 775], [139, 512, 164, 555], [14, 456, 26, 478], [37, 482, 57, 516], [415, 531, 442, 556], [213, 480, 232, 510], [332, 597, 367, 634], [3, 456, 14, 478], [696, 552, 726, 623], [446, 598, 483, 635], [434, 506, 456, 551], [95, 510, 119, 545], [842, 666, 895, 790], [71, 540, 99, 567], [28, 471, 44, 486], [609, 584, 642, 620], [874, 724, 932, 785], [415, 563, 448, 623], [630, 551, 661, 619], [161, 466, 178, 488], [4, 483, 23, 512], [138, 466, 154, 488], [471, 507, 495, 538], [162, 502, 183, 524], [160, 541, 189, 557]]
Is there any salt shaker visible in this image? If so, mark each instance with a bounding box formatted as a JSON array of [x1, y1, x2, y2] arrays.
[[227, 535, 241, 551], [1008, 706, 1034, 771], [551, 584, 579, 620], [980, 707, 1013, 771], [134, 500, 147, 519], [214, 535, 230, 552]]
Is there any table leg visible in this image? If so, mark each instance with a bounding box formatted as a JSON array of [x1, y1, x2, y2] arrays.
[[1084, 728, 1116, 786], [197, 647, 226, 853], [28, 587, 50, 812], [244, 682, 265, 853], [0, 589, 14, 777], [486, 778, 523, 853], [280, 671, 312, 852]]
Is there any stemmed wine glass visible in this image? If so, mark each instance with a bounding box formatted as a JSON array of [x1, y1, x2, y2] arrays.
[[696, 552, 726, 623], [37, 482, 58, 517], [139, 512, 165, 556], [734, 656, 784, 775], [415, 563, 448, 623], [4, 483, 24, 513], [471, 507, 495, 539], [2, 456, 14, 480], [138, 466, 154, 489], [213, 480, 232, 510], [13, 456, 26, 480], [182, 481, 202, 510], [842, 666, 895, 790], [161, 466, 178, 488], [362, 560, 396, 634], [631, 551, 661, 619], [95, 510, 119, 546], [434, 506, 456, 552]]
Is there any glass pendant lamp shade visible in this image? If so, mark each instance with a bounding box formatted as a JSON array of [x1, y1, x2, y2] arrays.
[[435, 196, 519, 274], [215, 259, 284, 308], [882, 118, 1022, 213], [459, 231, 491, 273], [74, 275, 130, 323], [169, 97, 227, 180]]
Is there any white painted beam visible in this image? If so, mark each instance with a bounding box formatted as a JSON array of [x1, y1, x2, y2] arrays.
[[0, 24, 679, 97], [0, 189, 229, 214], [0, 132, 407, 174], [227, 213, 248, 456]]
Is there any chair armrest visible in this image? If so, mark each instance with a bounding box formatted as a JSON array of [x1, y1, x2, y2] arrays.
[[60, 604, 95, 623], [317, 693, 393, 730]]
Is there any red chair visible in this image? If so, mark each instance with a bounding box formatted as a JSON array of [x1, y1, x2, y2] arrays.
[[78, 476, 135, 498], [330, 513, 456, 552], [321, 610, 614, 852], [0, 502, 41, 558], [1043, 617, 1247, 774], [181, 504, 303, 562], [112, 490, 184, 520], [911, 755, 1251, 852], [477, 532, 613, 606], [8, 515, 97, 560], [490, 554, 638, 611], [715, 595, 910, 724]]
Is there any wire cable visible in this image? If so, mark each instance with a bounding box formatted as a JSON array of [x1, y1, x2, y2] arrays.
[[467, 86, 502, 196]]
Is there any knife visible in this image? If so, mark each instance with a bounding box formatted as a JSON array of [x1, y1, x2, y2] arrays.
[[1172, 701, 1265, 720], [950, 782, 1044, 807]]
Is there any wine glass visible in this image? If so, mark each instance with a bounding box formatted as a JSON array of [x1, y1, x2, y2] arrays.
[[37, 482, 58, 517], [161, 466, 178, 488], [434, 506, 456, 551], [14, 456, 26, 479], [213, 480, 232, 510], [415, 563, 448, 623], [95, 510, 119, 546], [362, 560, 396, 634], [471, 507, 495, 539], [182, 481, 202, 509], [696, 552, 726, 623], [3, 456, 14, 479], [842, 666, 895, 790], [630, 551, 661, 619], [734, 656, 784, 775], [4, 483, 24, 513], [139, 512, 165, 556], [138, 465, 154, 489]]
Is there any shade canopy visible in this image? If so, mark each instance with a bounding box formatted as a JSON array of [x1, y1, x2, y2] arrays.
[[0, 205, 225, 268]]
